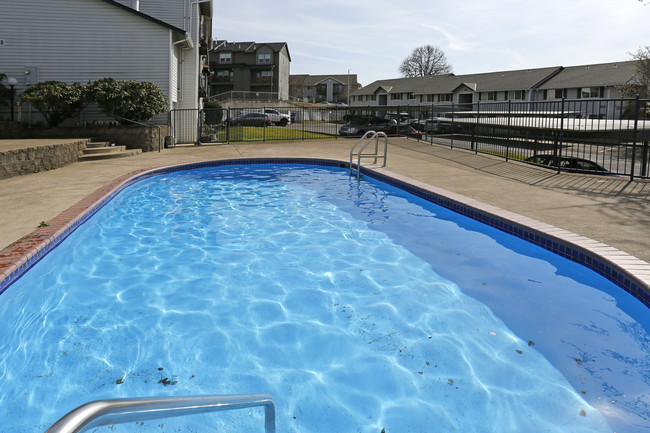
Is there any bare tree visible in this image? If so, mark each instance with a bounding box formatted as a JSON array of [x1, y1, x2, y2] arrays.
[[619, 46, 650, 99], [399, 45, 453, 77]]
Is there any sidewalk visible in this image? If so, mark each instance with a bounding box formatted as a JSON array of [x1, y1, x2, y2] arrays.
[[1, 138, 649, 265]]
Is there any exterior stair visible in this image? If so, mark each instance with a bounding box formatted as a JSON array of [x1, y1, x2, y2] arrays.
[[78, 140, 142, 161]]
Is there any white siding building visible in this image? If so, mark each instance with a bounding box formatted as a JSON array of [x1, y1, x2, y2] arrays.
[[0, 0, 212, 124]]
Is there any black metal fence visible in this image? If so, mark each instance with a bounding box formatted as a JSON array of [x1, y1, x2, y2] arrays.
[[418, 98, 650, 179], [170, 98, 650, 179], [169, 106, 350, 146], [340, 98, 650, 179]]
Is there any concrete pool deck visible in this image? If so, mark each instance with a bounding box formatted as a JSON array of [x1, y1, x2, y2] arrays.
[[1, 137, 650, 303]]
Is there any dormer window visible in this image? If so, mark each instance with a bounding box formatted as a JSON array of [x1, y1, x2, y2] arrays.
[[258, 53, 271, 63], [219, 53, 232, 63]]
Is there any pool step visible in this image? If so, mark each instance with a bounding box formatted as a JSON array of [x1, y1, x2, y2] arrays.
[[79, 141, 142, 161]]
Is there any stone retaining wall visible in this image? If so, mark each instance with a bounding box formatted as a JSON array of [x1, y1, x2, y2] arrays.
[[0, 122, 169, 152], [0, 140, 87, 180]]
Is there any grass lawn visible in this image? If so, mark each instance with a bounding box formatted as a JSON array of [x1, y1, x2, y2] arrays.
[[216, 126, 336, 142]]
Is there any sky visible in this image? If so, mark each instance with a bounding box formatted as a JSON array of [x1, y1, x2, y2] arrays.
[[212, 0, 650, 86]]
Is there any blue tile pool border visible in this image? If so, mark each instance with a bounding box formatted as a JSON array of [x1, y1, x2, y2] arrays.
[[1, 157, 649, 309]]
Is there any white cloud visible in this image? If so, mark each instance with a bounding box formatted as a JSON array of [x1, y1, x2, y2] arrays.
[[421, 23, 473, 52], [213, 0, 650, 85]]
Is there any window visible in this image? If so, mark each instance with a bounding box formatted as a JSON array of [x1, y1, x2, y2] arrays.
[[256, 70, 273, 82], [258, 53, 271, 63], [391, 93, 402, 100], [216, 70, 233, 81], [219, 52, 232, 63], [545, 88, 567, 99], [507, 90, 526, 100], [438, 94, 452, 102], [578, 87, 604, 98], [479, 91, 497, 101]]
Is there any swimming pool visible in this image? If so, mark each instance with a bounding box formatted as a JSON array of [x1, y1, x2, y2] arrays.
[[0, 162, 648, 432]]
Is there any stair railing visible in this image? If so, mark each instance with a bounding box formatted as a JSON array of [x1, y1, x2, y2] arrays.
[[112, 112, 163, 152], [45, 394, 276, 433]]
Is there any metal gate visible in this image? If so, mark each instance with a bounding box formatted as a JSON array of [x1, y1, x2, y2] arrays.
[[169, 109, 199, 145]]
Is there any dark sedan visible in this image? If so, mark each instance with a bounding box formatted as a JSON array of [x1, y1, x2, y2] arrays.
[[339, 123, 370, 136], [231, 112, 272, 127], [377, 124, 423, 139], [525, 155, 620, 175]]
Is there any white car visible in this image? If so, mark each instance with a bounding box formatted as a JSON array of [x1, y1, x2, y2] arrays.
[[261, 109, 291, 126]]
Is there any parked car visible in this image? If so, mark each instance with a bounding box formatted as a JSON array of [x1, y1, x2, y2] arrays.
[[339, 123, 371, 136], [261, 109, 291, 126], [231, 112, 272, 127], [384, 112, 410, 123], [418, 118, 462, 134], [377, 124, 423, 139], [524, 155, 617, 175]]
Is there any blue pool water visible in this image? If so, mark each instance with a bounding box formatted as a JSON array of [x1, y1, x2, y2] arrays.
[[0, 164, 648, 433]]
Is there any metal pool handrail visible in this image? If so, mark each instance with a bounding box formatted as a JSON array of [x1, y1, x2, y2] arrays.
[[349, 130, 388, 179], [45, 394, 276, 433]]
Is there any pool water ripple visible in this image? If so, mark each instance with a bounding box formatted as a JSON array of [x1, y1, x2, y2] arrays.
[[0, 164, 647, 432]]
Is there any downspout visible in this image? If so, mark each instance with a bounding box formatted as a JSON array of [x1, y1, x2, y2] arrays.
[[173, 33, 194, 50], [172, 34, 194, 102], [188, 0, 211, 43]]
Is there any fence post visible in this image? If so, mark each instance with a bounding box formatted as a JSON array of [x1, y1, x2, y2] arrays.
[[302, 106, 305, 141], [506, 100, 511, 161], [263, 108, 267, 142], [557, 98, 565, 174], [472, 101, 478, 153], [430, 103, 434, 145], [630, 95, 640, 180], [450, 102, 455, 150], [196, 108, 202, 146], [226, 108, 230, 144]]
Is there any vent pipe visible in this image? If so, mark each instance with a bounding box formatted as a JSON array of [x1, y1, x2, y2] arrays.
[[132, 0, 139, 10]]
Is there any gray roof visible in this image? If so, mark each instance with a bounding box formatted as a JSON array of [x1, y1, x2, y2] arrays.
[[213, 40, 291, 61], [456, 66, 562, 91], [536, 61, 637, 89], [302, 74, 358, 86], [101, 0, 186, 35], [354, 74, 466, 96], [351, 61, 637, 96]]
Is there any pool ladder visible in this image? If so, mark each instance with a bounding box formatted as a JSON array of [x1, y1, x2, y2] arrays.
[[45, 394, 276, 433], [349, 131, 388, 179]]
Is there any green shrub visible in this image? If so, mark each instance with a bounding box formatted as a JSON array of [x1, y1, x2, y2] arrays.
[[203, 100, 223, 125], [19, 81, 88, 126], [89, 78, 168, 123], [0, 74, 12, 108]]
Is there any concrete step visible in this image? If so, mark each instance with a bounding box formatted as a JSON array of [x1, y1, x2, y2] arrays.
[[78, 139, 142, 162], [83, 145, 127, 154], [78, 148, 142, 161], [85, 141, 112, 149]]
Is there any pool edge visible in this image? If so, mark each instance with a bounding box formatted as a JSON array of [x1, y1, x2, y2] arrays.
[[1, 157, 649, 309]]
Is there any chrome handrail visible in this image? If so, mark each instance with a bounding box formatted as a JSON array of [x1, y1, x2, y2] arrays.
[[45, 394, 276, 433], [349, 130, 388, 179]]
